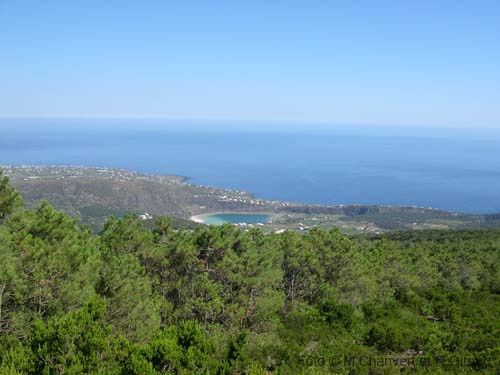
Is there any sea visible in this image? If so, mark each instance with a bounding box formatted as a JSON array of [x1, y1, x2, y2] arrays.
[[2, 118, 500, 214]]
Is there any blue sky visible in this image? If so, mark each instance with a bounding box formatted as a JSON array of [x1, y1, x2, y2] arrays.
[[1, 1, 499, 127]]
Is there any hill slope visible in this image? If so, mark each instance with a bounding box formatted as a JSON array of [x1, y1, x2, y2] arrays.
[[4, 165, 500, 233]]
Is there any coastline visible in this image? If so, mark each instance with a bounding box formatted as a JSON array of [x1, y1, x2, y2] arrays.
[[0, 165, 471, 215], [5, 164, 500, 233], [2, 165, 480, 216], [189, 212, 273, 225], [189, 214, 208, 224]]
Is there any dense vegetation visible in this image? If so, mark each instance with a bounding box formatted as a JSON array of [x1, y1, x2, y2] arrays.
[[1, 170, 499, 374]]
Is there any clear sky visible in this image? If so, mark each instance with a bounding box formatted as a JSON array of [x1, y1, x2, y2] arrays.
[[1, 1, 499, 127]]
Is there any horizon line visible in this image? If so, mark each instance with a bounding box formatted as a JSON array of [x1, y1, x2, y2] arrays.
[[0, 114, 498, 130]]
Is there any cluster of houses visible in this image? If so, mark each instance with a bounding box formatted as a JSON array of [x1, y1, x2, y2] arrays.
[[138, 212, 153, 220], [297, 223, 310, 231], [234, 222, 265, 228]]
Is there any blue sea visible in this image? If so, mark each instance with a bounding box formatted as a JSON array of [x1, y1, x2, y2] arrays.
[[2, 118, 500, 214]]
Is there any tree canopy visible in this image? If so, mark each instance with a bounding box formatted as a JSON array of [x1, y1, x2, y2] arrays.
[[0, 174, 499, 374]]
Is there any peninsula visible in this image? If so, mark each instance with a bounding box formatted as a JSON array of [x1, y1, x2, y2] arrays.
[[3, 165, 500, 233]]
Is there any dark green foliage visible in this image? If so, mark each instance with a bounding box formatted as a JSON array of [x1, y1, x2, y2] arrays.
[[1, 177, 500, 374], [0, 170, 22, 221]]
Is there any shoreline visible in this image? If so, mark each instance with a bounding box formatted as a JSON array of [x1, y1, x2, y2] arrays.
[[189, 214, 208, 223], [5, 164, 500, 233], [189, 212, 273, 225], [3, 164, 488, 216]]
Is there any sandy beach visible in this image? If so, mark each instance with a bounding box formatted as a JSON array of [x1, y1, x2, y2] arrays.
[[189, 214, 207, 223]]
